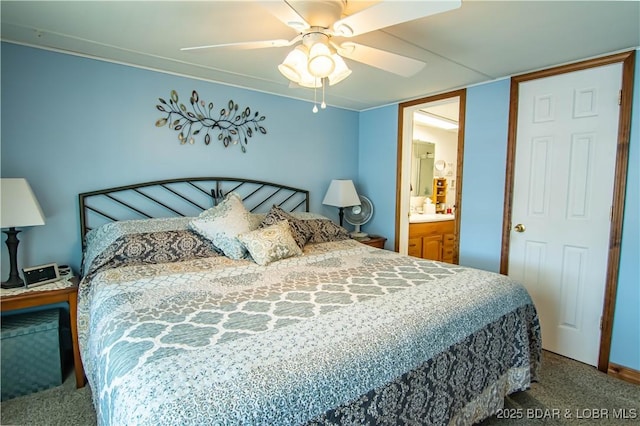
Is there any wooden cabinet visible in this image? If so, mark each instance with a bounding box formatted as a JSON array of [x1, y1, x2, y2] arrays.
[[408, 237, 422, 257], [442, 233, 456, 263], [422, 235, 443, 260], [408, 220, 457, 263], [432, 178, 447, 213]]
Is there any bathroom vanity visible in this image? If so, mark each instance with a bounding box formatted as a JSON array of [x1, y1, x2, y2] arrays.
[[408, 214, 456, 263]]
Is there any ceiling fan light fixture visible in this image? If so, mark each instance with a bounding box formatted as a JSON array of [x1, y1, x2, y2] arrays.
[[296, 63, 323, 88], [327, 54, 351, 85], [279, 33, 351, 92], [307, 42, 335, 77], [278, 45, 308, 82], [278, 63, 301, 83], [297, 73, 323, 89]]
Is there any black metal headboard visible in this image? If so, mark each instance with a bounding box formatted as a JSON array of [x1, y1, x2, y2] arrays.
[[78, 177, 310, 241]]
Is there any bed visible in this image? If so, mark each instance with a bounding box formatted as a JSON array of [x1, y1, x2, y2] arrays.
[[77, 177, 541, 425]]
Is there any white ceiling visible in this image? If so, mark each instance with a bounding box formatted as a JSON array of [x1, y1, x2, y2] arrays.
[[2, 1, 638, 111]]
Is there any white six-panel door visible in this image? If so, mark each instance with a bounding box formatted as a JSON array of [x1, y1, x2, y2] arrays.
[[509, 63, 622, 366]]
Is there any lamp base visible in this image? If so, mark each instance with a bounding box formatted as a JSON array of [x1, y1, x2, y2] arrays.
[[2, 227, 25, 289], [1, 277, 24, 289]]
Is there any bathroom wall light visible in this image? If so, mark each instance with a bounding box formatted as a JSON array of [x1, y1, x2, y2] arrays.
[[414, 111, 459, 130]]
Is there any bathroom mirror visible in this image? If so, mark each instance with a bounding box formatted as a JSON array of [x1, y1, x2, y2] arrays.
[[411, 140, 435, 197]]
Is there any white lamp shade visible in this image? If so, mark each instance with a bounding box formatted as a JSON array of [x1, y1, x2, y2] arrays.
[[278, 63, 301, 83], [279, 45, 324, 88], [1, 178, 45, 228], [278, 45, 308, 83], [328, 54, 352, 86], [322, 179, 361, 208], [297, 68, 323, 89], [307, 42, 335, 78]]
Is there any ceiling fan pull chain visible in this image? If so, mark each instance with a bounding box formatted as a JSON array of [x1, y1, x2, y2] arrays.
[[312, 78, 319, 113], [321, 78, 327, 109]]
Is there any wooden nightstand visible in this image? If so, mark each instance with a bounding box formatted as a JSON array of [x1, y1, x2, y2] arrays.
[[357, 235, 387, 249], [1, 277, 85, 388]]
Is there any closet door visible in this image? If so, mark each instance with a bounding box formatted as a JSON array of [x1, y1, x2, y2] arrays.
[[508, 63, 622, 366]]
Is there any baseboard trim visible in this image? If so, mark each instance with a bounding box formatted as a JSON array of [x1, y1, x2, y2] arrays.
[[608, 363, 640, 385]]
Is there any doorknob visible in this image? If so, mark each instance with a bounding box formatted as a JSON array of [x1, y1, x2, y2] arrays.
[[514, 223, 526, 232]]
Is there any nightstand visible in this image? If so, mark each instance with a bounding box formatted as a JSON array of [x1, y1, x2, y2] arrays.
[[357, 235, 387, 249], [1, 277, 85, 388]]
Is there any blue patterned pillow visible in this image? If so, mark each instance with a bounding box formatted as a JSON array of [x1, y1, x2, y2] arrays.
[[189, 192, 254, 259]]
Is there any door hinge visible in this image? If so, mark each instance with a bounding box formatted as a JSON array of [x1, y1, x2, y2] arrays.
[[619, 90, 622, 106], [600, 316, 604, 330]]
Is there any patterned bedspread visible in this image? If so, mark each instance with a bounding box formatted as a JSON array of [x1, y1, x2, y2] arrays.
[[78, 238, 540, 426]]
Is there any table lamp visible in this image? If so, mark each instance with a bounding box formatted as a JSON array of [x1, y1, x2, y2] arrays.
[[1, 178, 46, 288], [322, 179, 360, 226]]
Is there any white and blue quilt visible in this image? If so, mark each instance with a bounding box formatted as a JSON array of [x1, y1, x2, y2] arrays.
[[78, 235, 540, 425]]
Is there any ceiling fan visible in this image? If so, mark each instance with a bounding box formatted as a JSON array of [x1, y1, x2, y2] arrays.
[[181, 1, 461, 90]]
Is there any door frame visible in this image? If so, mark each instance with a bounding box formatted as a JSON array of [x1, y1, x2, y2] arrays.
[[500, 50, 636, 372], [395, 89, 467, 254]]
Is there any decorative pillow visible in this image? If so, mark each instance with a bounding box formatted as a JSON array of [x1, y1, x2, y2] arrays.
[[189, 192, 254, 259], [82, 216, 196, 276], [290, 212, 330, 221], [305, 219, 350, 243], [238, 221, 302, 266], [249, 213, 266, 230], [250, 211, 328, 230], [260, 205, 312, 248], [85, 230, 220, 278]]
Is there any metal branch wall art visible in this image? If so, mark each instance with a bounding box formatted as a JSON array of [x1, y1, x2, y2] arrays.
[[155, 90, 267, 153]]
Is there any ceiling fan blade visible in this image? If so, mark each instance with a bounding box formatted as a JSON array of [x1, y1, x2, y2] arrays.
[[181, 1, 309, 52], [337, 42, 425, 77], [181, 36, 300, 52], [332, 0, 461, 37], [259, 1, 310, 32]]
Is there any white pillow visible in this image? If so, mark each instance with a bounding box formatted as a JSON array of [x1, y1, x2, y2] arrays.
[[189, 192, 253, 259], [238, 220, 302, 266]]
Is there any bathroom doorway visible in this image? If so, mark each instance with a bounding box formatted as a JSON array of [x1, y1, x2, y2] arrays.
[[395, 89, 466, 261]]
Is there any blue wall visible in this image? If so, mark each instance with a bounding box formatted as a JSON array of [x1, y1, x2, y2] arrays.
[[0, 43, 359, 275], [459, 79, 511, 272], [358, 104, 398, 249], [2, 43, 638, 371]]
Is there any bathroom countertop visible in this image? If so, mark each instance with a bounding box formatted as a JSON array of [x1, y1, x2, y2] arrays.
[[409, 213, 455, 223]]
